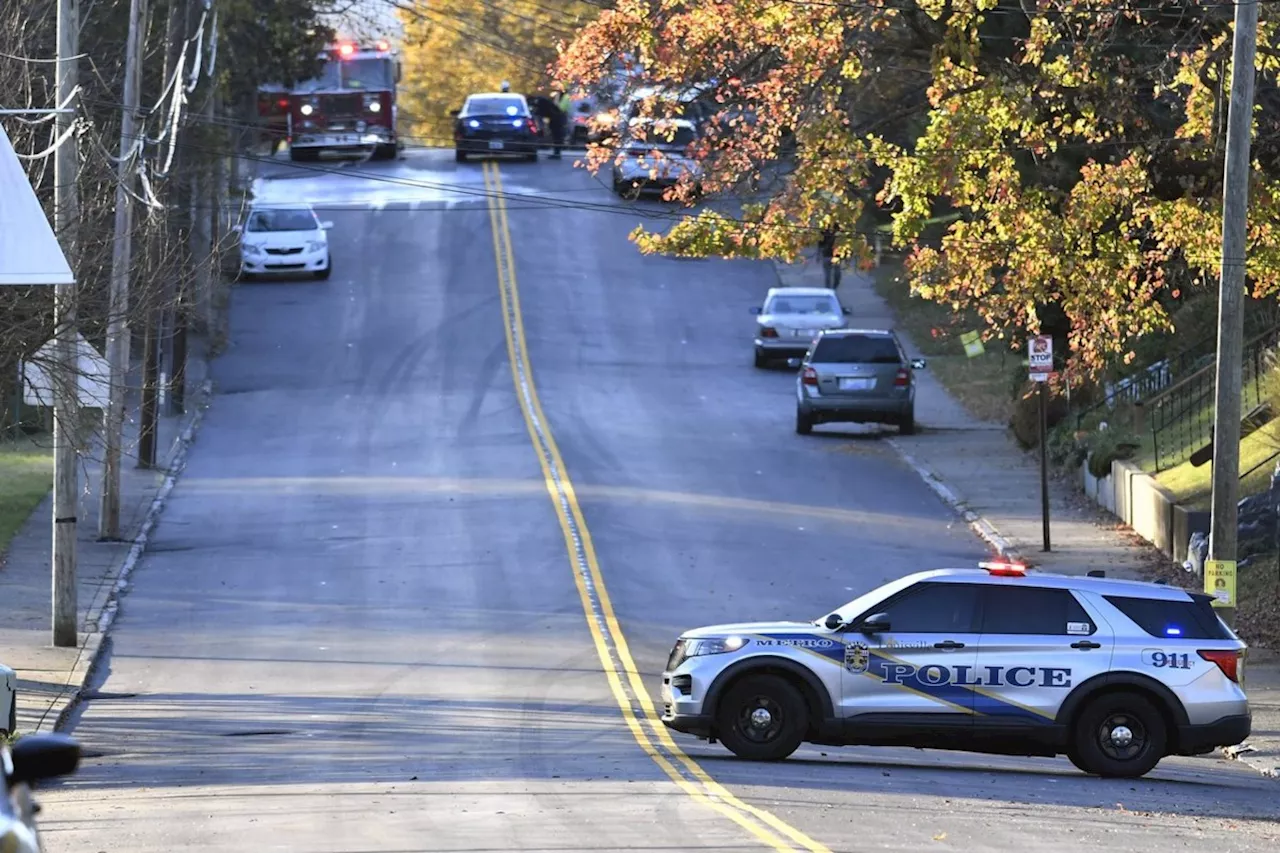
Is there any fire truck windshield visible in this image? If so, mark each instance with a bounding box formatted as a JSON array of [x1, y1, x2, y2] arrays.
[[297, 58, 393, 92]]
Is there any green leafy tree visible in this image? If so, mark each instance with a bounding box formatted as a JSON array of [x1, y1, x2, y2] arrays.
[[557, 0, 1280, 374], [396, 0, 595, 144]]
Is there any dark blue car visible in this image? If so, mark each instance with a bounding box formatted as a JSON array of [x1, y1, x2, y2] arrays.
[[453, 93, 541, 162]]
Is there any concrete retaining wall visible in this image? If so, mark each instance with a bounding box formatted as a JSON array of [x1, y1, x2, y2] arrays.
[[1079, 454, 1209, 563]]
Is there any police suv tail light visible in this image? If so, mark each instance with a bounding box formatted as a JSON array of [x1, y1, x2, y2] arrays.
[[801, 366, 818, 386], [894, 367, 909, 387], [1198, 649, 1241, 683], [980, 560, 1027, 576], [761, 326, 778, 339]]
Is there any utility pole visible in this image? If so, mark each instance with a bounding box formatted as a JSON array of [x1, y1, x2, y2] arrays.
[[1207, 0, 1260, 630], [99, 0, 148, 539], [140, 0, 191, 467], [51, 0, 80, 648]]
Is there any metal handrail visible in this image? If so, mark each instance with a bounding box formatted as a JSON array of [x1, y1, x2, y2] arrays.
[[1146, 325, 1280, 471]]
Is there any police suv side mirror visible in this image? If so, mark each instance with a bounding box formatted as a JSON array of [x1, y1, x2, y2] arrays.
[[6, 733, 81, 786], [910, 358, 926, 370], [824, 613, 843, 630], [858, 613, 890, 634], [842, 307, 852, 316]]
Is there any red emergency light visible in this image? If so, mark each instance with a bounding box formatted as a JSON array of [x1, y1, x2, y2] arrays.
[[980, 561, 1027, 576], [337, 43, 355, 57], [376, 40, 390, 51]]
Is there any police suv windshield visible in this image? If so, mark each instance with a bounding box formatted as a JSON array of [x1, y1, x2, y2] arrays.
[[464, 96, 528, 117], [818, 574, 921, 627]]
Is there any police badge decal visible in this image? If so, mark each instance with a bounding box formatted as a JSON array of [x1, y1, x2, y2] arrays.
[[844, 642, 869, 674]]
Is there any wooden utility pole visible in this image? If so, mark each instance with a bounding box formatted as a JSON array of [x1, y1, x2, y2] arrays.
[[1207, 0, 1260, 630], [51, 0, 81, 648], [100, 0, 149, 539], [139, 0, 191, 467]]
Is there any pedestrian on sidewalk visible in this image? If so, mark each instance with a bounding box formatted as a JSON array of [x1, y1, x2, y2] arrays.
[[818, 228, 841, 290]]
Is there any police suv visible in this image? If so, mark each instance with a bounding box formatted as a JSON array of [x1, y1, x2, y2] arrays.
[[661, 563, 1250, 778]]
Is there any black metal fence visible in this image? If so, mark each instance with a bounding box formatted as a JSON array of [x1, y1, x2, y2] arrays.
[[1146, 326, 1280, 472], [1074, 335, 1217, 428]]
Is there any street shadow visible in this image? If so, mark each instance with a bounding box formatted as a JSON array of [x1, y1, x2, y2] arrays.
[[47, 689, 1280, 826]]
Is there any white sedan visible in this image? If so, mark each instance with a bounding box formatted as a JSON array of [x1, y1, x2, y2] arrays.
[[236, 203, 333, 281], [612, 118, 703, 196]]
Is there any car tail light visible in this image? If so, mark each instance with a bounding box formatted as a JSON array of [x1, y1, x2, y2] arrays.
[[801, 366, 818, 386], [761, 327, 778, 338], [1199, 649, 1241, 683], [895, 368, 909, 387], [527, 118, 538, 133]]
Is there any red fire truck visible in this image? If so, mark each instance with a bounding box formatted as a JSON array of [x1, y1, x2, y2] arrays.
[[285, 41, 402, 161]]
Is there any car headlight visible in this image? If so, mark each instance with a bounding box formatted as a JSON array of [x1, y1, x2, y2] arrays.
[[685, 636, 749, 657], [300, 103, 314, 116], [306, 240, 325, 252], [242, 243, 265, 256]]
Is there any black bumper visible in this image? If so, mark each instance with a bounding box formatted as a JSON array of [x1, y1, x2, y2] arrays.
[[661, 712, 714, 739], [1177, 713, 1251, 755], [456, 136, 538, 154]]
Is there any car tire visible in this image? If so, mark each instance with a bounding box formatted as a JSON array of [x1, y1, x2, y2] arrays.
[[455, 149, 467, 163], [1070, 691, 1167, 778], [715, 674, 808, 762], [753, 348, 767, 369], [314, 256, 331, 280], [899, 405, 916, 435], [795, 408, 814, 435]]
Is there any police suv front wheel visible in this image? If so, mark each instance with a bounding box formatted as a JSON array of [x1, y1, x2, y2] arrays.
[[715, 674, 808, 761], [1071, 691, 1167, 778]]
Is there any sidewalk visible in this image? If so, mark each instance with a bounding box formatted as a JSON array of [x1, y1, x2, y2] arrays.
[[776, 252, 1280, 780], [0, 343, 211, 736]]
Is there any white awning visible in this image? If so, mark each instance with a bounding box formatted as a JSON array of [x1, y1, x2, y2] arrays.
[[0, 122, 73, 286]]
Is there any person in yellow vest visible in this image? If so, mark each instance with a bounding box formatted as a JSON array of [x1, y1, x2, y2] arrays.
[[549, 88, 572, 159]]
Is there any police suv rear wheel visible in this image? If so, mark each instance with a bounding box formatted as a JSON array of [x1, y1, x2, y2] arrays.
[[1072, 691, 1167, 778], [716, 674, 807, 761]]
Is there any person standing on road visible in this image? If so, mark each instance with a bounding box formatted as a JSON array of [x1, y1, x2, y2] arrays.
[[818, 228, 841, 290], [549, 88, 572, 159], [527, 94, 557, 151]]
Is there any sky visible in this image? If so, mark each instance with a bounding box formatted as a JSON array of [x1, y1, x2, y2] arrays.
[[322, 0, 406, 45]]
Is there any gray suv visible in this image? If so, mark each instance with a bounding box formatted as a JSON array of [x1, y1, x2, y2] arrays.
[[660, 563, 1250, 778], [795, 329, 923, 435]]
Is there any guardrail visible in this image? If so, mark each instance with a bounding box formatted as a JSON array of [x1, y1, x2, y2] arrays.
[[1141, 326, 1280, 472]]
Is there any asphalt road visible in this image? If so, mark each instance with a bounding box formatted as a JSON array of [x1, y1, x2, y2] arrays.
[[37, 148, 1280, 852]]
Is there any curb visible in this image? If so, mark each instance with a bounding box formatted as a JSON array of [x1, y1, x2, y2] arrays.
[[886, 438, 1025, 564], [46, 377, 214, 734]]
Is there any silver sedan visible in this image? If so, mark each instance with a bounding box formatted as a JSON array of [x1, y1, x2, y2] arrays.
[[750, 287, 850, 368]]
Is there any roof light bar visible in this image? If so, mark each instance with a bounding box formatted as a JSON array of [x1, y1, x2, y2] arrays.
[[980, 561, 1027, 576]]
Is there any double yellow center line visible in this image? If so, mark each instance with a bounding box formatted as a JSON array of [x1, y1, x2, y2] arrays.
[[481, 160, 831, 852]]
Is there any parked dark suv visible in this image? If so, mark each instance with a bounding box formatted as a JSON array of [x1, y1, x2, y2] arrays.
[[795, 329, 925, 435]]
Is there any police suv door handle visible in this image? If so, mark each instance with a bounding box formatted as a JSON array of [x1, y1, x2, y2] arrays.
[[933, 640, 965, 649], [1071, 640, 1102, 650]]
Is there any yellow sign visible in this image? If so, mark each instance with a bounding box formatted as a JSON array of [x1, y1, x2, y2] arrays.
[[1203, 560, 1237, 608], [960, 330, 984, 358]]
